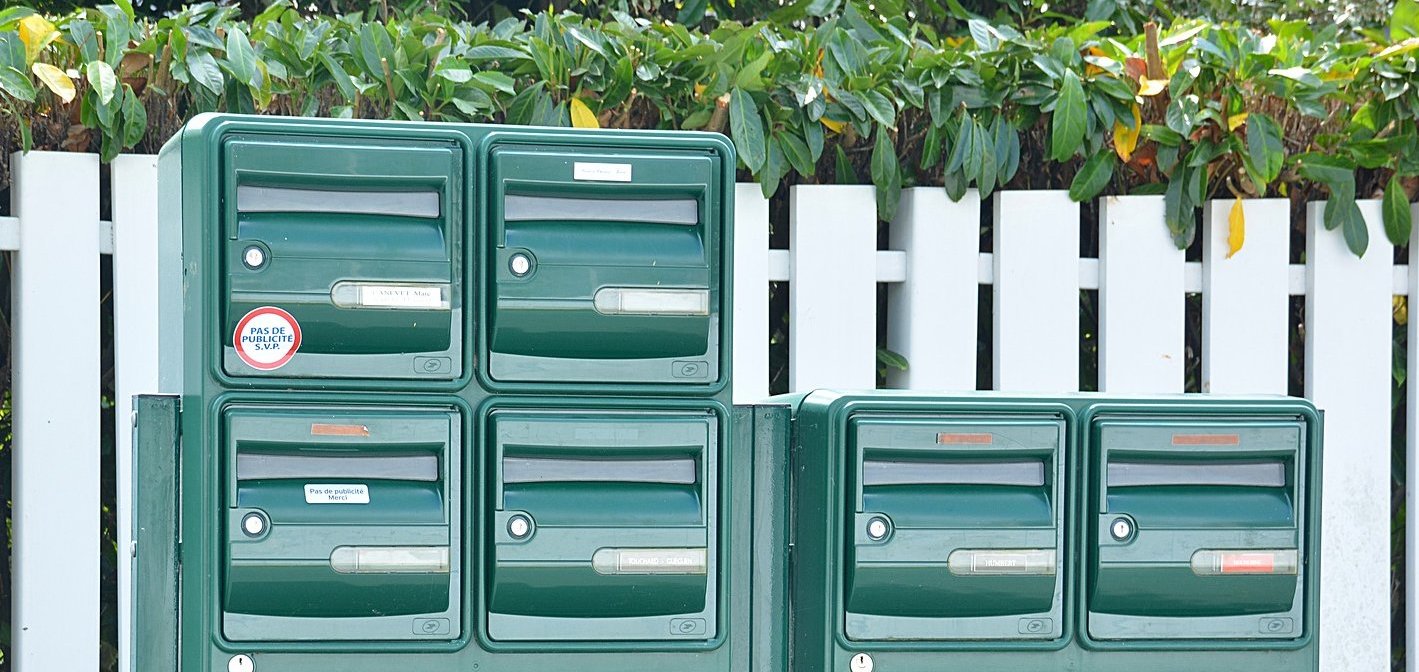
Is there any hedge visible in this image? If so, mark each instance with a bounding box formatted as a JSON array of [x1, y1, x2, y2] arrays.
[[0, 0, 1418, 255]]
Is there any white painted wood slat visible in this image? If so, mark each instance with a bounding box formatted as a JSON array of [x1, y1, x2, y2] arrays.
[[110, 155, 161, 672], [1099, 195, 1183, 393], [10, 152, 102, 672], [732, 184, 772, 403], [993, 191, 1079, 392], [789, 185, 878, 391], [886, 188, 981, 390], [1202, 198, 1290, 394], [1306, 201, 1391, 672]]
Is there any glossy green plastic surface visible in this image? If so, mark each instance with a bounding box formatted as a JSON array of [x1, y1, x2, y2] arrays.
[[144, 114, 750, 672], [774, 390, 1321, 672]]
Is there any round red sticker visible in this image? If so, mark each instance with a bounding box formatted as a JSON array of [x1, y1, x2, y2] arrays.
[[233, 306, 302, 371]]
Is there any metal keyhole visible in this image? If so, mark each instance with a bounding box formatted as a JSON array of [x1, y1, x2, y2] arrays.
[[849, 652, 874, 672], [228, 654, 255, 672]]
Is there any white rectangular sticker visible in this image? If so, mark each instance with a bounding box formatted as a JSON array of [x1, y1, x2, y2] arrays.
[[574, 162, 633, 182], [359, 285, 443, 309], [304, 483, 370, 504]]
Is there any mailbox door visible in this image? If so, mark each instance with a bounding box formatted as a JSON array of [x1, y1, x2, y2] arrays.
[[1088, 417, 1308, 640], [487, 408, 718, 642], [486, 141, 724, 386], [222, 134, 463, 380], [221, 406, 461, 642], [844, 414, 1066, 641]]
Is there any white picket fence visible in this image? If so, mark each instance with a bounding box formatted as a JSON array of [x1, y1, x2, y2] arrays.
[[0, 151, 1412, 671]]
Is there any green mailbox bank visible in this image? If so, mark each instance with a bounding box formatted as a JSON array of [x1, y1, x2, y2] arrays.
[[774, 391, 1320, 672], [132, 114, 778, 672]]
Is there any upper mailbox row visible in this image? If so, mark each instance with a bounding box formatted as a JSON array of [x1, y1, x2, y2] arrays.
[[220, 132, 731, 389]]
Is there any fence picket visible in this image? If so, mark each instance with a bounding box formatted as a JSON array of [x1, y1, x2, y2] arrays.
[[1306, 200, 1391, 672], [1202, 199, 1290, 394], [732, 184, 771, 403], [993, 191, 1079, 392], [1099, 195, 1183, 393], [111, 155, 161, 672], [10, 152, 102, 672], [789, 185, 878, 391], [886, 188, 981, 390]]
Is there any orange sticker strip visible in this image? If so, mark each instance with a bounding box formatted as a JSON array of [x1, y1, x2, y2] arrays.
[[1220, 553, 1276, 574], [311, 423, 371, 437], [937, 433, 994, 445], [1171, 434, 1241, 446]]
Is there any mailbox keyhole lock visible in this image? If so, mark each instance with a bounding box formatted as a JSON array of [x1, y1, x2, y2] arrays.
[[241, 511, 268, 538], [866, 516, 892, 542], [1110, 516, 1135, 542], [508, 514, 534, 540], [228, 654, 255, 672], [241, 245, 267, 270], [849, 652, 874, 672], [509, 252, 533, 277]]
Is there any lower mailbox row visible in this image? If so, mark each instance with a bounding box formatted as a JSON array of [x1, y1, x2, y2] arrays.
[[135, 393, 1320, 672]]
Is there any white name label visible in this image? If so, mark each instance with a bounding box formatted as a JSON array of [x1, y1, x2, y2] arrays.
[[574, 162, 633, 182], [359, 285, 443, 309], [304, 483, 370, 504]]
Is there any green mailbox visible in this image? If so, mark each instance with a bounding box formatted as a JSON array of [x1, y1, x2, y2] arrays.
[[222, 133, 465, 380], [136, 114, 755, 672], [482, 132, 728, 389], [1086, 413, 1311, 642], [775, 391, 1321, 672]]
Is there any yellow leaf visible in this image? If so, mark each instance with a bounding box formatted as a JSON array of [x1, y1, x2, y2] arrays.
[[1394, 295, 1408, 326], [1227, 196, 1245, 259], [693, 83, 706, 99], [18, 15, 59, 66], [31, 62, 75, 103], [1113, 104, 1142, 162], [569, 96, 599, 129], [820, 116, 845, 134], [1137, 75, 1166, 97], [1227, 112, 1248, 131]]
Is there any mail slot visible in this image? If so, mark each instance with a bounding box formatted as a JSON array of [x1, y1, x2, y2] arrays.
[[486, 408, 718, 641], [1088, 417, 1310, 640], [845, 414, 1066, 641], [484, 138, 729, 386], [222, 406, 461, 641], [222, 134, 464, 379]]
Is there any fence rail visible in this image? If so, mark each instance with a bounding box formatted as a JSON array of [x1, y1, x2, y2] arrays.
[[2, 151, 1412, 672]]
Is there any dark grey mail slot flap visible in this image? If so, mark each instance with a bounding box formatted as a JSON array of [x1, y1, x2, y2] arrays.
[[863, 460, 1046, 487], [503, 456, 697, 485], [503, 195, 699, 225], [236, 452, 440, 482], [237, 185, 441, 218], [1108, 461, 1287, 488]]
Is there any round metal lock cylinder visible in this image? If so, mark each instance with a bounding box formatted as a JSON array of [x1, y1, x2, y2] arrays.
[[509, 253, 532, 277], [241, 246, 266, 270], [241, 512, 267, 538], [508, 514, 533, 540], [228, 654, 255, 672], [1110, 517, 1134, 541], [866, 517, 890, 541], [849, 652, 874, 672]]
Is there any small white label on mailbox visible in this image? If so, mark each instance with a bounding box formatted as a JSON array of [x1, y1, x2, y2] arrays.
[[573, 162, 632, 182], [304, 483, 370, 504], [359, 284, 443, 309]]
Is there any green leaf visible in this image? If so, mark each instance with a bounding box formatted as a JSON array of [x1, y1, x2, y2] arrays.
[[946, 112, 976, 175], [1050, 70, 1086, 161], [1340, 200, 1369, 256], [730, 87, 767, 173], [760, 138, 787, 199], [876, 348, 909, 371], [1069, 152, 1115, 202], [1384, 174, 1413, 246], [871, 126, 902, 221], [473, 71, 516, 95], [86, 60, 118, 105], [1246, 113, 1285, 185], [187, 51, 224, 95], [779, 132, 815, 177], [862, 89, 896, 128], [676, 0, 709, 26], [68, 20, 99, 63], [976, 121, 998, 199], [0, 64, 34, 101], [120, 83, 145, 147], [1392, 0, 1419, 40], [834, 145, 859, 184], [320, 53, 357, 102], [943, 167, 969, 202], [224, 27, 260, 89]]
